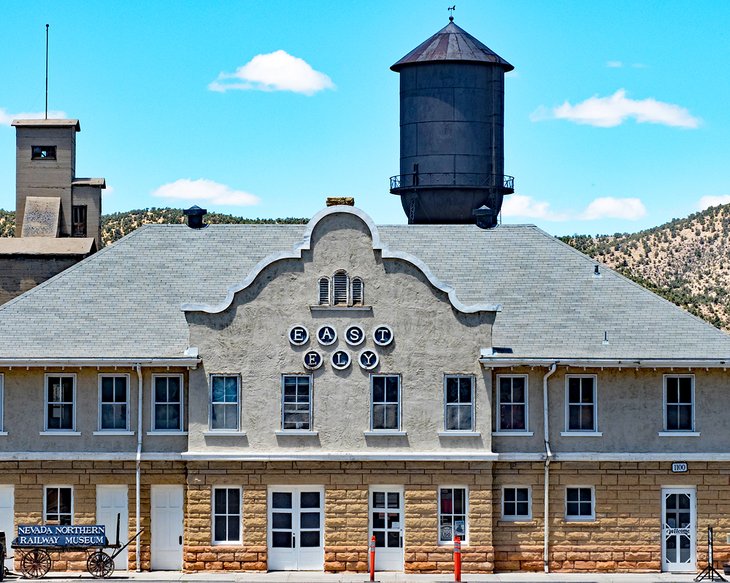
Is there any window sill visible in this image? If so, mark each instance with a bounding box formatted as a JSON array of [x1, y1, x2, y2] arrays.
[[563, 517, 596, 523], [438, 431, 481, 437], [212, 540, 243, 547], [500, 517, 534, 524], [364, 431, 407, 437], [40, 431, 81, 436], [310, 305, 372, 313], [492, 431, 534, 437], [438, 540, 469, 547], [275, 430, 319, 436], [204, 431, 247, 437], [658, 431, 700, 437], [560, 431, 603, 437], [93, 431, 134, 436], [146, 431, 188, 436]]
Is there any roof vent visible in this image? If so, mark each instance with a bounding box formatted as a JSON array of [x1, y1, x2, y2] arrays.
[[473, 205, 497, 229], [326, 197, 355, 207], [183, 205, 207, 229]]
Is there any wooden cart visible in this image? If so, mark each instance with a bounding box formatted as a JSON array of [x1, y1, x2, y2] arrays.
[[11, 516, 142, 579]]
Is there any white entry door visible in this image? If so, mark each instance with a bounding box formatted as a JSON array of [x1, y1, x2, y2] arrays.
[[369, 486, 404, 571], [0, 485, 13, 573], [97, 485, 128, 571], [268, 486, 324, 571], [151, 485, 184, 570], [662, 487, 696, 572]]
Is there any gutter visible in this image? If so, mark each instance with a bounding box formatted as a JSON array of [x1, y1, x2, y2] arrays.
[[135, 364, 143, 573], [0, 358, 200, 368], [479, 354, 730, 369], [542, 363, 557, 573]]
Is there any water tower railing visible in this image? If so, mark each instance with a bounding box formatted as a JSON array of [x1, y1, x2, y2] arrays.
[[390, 173, 514, 192]]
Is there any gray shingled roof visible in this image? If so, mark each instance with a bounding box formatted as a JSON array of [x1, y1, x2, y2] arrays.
[[1, 220, 729, 360]]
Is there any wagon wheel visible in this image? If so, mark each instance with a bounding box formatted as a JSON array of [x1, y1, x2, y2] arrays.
[[87, 551, 114, 579], [20, 548, 52, 579]]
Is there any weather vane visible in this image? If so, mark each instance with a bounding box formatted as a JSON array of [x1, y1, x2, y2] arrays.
[[448, 5, 456, 21]]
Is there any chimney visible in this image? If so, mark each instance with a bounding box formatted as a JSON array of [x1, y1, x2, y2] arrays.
[[326, 197, 355, 207], [183, 205, 207, 229]]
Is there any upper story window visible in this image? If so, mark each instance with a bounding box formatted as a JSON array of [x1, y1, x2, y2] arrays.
[[45, 375, 75, 431], [31, 145, 56, 160], [565, 375, 597, 433], [153, 375, 183, 432], [210, 375, 240, 431], [371, 375, 401, 431], [282, 375, 312, 431], [317, 271, 364, 306], [72, 205, 87, 237], [664, 375, 694, 432], [45, 486, 73, 525], [444, 376, 474, 432], [98, 374, 129, 431], [0, 373, 4, 433], [497, 375, 528, 432]]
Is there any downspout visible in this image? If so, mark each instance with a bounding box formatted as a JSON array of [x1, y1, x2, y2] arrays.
[[543, 363, 557, 573], [135, 364, 143, 572]]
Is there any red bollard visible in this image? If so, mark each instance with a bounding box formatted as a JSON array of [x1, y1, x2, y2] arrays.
[[369, 535, 376, 581], [454, 536, 462, 582]]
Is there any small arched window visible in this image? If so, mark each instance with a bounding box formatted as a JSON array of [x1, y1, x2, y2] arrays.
[[318, 277, 330, 305], [333, 271, 349, 306], [351, 277, 364, 306]]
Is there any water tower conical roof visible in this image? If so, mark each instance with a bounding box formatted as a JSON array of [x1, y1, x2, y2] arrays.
[[391, 20, 513, 72]]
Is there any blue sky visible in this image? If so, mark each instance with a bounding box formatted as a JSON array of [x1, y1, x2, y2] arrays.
[[1, 1, 728, 236]]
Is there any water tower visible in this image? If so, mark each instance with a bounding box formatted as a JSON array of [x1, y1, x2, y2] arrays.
[[389, 18, 514, 227]]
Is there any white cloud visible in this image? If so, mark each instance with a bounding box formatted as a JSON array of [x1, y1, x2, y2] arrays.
[[501, 194, 568, 221], [533, 89, 700, 128], [607, 60, 623, 68], [698, 195, 730, 211], [152, 178, 260, 206], [209, 50, 334, 95], [580, 197, 646, 220], [0, 108, 68, 126]]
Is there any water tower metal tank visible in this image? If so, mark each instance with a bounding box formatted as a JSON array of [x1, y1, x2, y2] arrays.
[[389, 18, 514, 226]]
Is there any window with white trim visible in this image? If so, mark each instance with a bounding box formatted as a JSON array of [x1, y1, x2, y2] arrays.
[[45, 375, 75, 431], [153, 375, 183, 431], [371, 375, 401, 431], [565, 487, 594, 521], [282, 375, 312, 430], [210, 375, 240, 431], [351, 277, 364, 305], [664, 375, 694, 431], [333, 270, 349, 305], [212, 487, 242, 544], [502, 486, 531, 521], [318, 277, 330, 305], [444, 376, 474, 431], [99, 375, 129, 431], [565, 375, 597, 432], [497, 375, 528, 432], [317, 270, 364, 307], [44, 486, 73, 525], [438, 487, 467, 543], [0, 373, 4, 432]]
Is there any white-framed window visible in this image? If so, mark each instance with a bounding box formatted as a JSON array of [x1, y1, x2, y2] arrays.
[[0, 373, 4, 433], [209, 375, 240, 431], [98, 374, 129, 431], [152, 375, 183, 432], [318, 277, 330, 305], [502, 486, 531, 521], [212, 486, 242, 544], [565, 486, 595, 521], [444, 375, 474, 431], [351, 277, 364, 305], [664, 375, 694, 432], [565, 375, 597, 432], [44, 486, 73, 525], [317, 271, 364, 307], [45, 374, 76, 431], [497, 375, 528, 432], [371, 375, 401, 431], [282, 375, 312, 430], [438, 486, 468, 544]]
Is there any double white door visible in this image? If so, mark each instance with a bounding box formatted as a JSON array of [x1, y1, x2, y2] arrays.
[[662, 487, 696, 572], [151, 485, 184, 570], [268, 486, 324, 570], [369, 486, 404, 571], [0, 485, 13, 573], [96, 485, 129, 570]]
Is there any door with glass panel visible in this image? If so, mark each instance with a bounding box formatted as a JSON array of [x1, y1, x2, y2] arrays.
[[369, 486, 404, 571], [661, 488, 696, 572], [268, 486, 324, 570]]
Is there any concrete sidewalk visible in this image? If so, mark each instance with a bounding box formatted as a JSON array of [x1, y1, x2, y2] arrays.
[[1, 571, 715, 583]]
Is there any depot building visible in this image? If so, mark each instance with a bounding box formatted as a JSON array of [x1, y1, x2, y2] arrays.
[[2, 18, 730, 577]]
